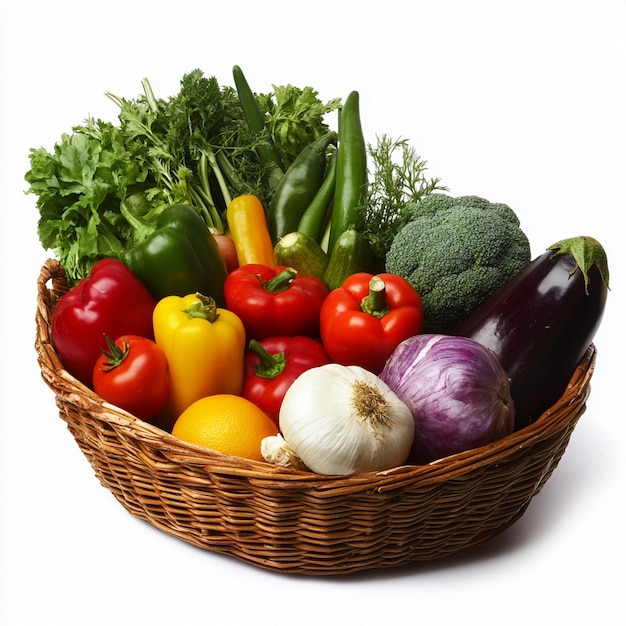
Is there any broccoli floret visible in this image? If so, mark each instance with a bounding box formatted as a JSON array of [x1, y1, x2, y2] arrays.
[[385, 194, 531, 332]]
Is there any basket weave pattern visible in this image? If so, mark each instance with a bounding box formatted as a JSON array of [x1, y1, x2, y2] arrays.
[[35, 259, 595, 575]]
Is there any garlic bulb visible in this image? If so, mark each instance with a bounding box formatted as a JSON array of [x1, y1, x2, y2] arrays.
[[261, 363, 415, 475]]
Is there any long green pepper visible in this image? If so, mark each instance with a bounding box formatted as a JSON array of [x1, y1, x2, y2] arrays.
[[297, 149, 337, 243], [268, 131, 337, 242], [327, 91, 368, 253]]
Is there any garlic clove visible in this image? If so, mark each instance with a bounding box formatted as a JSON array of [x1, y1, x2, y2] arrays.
[[261, 434, 309, 471]]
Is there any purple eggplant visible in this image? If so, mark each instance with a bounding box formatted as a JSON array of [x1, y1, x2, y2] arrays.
[[451, 236, 609, 430]]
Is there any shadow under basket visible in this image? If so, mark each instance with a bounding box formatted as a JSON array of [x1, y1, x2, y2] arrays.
[[35, 258, 596, 576]]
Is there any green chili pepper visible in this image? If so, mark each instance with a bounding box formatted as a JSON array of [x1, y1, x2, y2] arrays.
[[327, 91, 368, 253], [120, 203, 228, 306], [297, 149, 337, 243], [268, 131, 337, 242], [232, 65, 284, 191]]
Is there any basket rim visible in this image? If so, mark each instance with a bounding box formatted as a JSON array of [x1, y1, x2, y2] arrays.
[[35, 257, 595, 490]]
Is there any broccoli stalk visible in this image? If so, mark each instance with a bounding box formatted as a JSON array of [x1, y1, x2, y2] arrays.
[[385, 194, 531, 333]]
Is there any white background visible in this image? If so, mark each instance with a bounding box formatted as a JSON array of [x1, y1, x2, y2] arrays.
[[1, 1, 625, 625]]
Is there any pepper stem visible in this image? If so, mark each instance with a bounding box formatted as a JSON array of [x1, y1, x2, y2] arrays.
[[360, 276, 389, 319], [183, 293, 220, 323], [263, 267, 297, 293], [249, 339, 286, 380]]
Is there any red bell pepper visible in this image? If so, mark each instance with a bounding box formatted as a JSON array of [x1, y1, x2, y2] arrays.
[[51, 258, 157, 386], [320, 272, 424, 374], [223, 264, 329, 339], [243, 336, 331, 423]]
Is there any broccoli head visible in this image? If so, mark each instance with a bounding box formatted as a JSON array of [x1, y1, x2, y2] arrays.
[[385, 193, 531, 333]]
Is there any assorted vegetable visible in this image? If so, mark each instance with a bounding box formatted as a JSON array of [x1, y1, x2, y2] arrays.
[[27, 68, 339, 284], [242, 336, 330, 423], [452, 236, 609, 430], [50, 258, 156, 385], [31, 66, 610, 475], [262, 364, 415, 475]]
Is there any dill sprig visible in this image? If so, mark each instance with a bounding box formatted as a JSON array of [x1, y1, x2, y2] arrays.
[[365, 134, 447, 262]]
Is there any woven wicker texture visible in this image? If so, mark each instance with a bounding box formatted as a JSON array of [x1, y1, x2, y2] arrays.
[[35, 259, 595, 575]]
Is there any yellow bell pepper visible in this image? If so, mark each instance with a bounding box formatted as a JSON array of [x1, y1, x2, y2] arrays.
[[153, 292, 246, 430]]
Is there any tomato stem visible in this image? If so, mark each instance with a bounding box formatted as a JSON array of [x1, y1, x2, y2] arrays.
[[99, 335, 130, 371]]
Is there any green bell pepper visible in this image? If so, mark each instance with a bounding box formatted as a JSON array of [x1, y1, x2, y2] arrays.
[[120, 203, 228, 306]]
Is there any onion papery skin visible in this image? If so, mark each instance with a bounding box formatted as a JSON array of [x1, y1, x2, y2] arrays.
[[380, 334, 515, 464]]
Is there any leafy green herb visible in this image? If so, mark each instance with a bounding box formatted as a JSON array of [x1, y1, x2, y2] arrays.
[[258, 85, 341, 165], [106, 71, 253, 227], [25, 68, 341, 284], [26, 119, 150, 283], [364, 134, 447, 262]]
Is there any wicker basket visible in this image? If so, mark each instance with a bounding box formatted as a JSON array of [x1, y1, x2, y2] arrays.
[[35, 258, 596, 575]]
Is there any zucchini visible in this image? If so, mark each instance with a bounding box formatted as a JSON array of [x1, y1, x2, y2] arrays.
[[323, 228, 372, 290], [273, 231, 328, 280]]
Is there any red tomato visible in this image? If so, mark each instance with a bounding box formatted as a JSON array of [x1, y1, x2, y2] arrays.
[[51, 258, 156, 385], [92, 335, 169, 421]]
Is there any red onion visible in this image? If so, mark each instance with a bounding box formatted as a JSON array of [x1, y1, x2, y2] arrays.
[[379, 334, 515, 464], [209, 228, 239, 273]]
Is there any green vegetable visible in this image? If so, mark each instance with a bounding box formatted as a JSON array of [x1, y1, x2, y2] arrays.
[[297, 150, 337, 243], [26, 120, 149, 284], [107, 71, 251, 226], [385, 194, 531, 333], [273, 231, 329, 280], [258, 84, 342, 166], [364, 134, 446, 266], [26, 67, 340, 283], [268, 131, 337, 242], [327, 91, 368, 254], [120, 203, 228, 305], [232, 65, 284, 191], [323, 228, 372, 291]]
